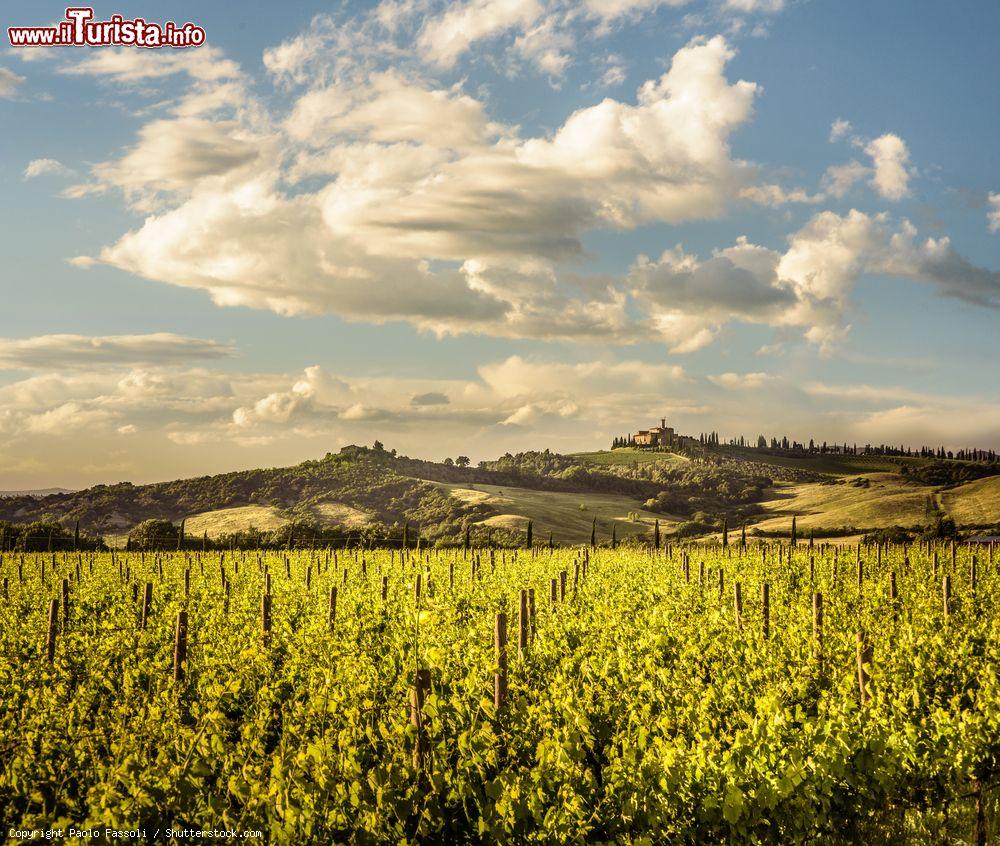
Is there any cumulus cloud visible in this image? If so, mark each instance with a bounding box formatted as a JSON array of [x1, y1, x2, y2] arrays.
[[82, 35, 761, 345], [0, 333, 234, 370], [988, 193, 1000, 233], [24, 158, 74, 179], [863, 133, 912, 200], [0, 66, 26, 98]]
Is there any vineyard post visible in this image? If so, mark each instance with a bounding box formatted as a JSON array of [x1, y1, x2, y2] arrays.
[[734, 582, 743, 629], [969, 555, 977, 603], [45, 598, 58, 663], [173, 610, 187, 682], [717, 568, 724, 603], [494, 612, 508, 711], [410, 668, 431, 772], [550, 578, 558, 609], [812, 592, 823, 672], [381, 576, 389, 605], [559, 570, 567, 602], [261, 593, 272, 645], [943, 575, 951, 620], [761, 583, 770, 641], [329, 586, 338, 631], [61, 578, 69, 632], [528, 588, 536, 643], [856, 558, 863, 590], [856, 631, 872, 705], [889, 571, 897, 604], [518, 590, 528, 658], [141, 581, 152, 629], [414, 573, 421, 602], [184, 567, 190, 598], [449, 560, 454, 590], [306, 564, 312, 591]]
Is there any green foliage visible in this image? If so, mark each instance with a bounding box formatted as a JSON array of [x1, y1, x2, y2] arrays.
[[1, 542, 996, 842]]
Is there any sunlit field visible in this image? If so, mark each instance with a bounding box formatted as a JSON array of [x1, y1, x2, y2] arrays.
[[2, 540, 997, 843]]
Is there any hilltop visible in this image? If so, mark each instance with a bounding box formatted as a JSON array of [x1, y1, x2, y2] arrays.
[[0, 443, 996, 549]]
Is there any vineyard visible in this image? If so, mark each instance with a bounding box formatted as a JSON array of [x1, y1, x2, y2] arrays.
[[1, 541, 998, 843]]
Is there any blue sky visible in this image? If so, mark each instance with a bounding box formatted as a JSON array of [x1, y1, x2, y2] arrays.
[[0, 0, 997, 487]]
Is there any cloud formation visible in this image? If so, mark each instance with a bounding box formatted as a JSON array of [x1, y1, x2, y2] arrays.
[[0, 334, 234, 370], [0, 66, 26, 98]]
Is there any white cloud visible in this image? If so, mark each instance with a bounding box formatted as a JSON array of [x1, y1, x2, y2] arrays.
[[417, 0, 543, 68], [739, 183, 822, 206], [24, 158, 74, 180], [0, 333, 233, 370], [988, 193, 1000, 234], [829, 118, 851, 142], [85, 36, 759, 345], [59, 46, 241, 83], [821, 160, 869, 198], [0, 66, 26, 98], [723, 0, 784, 11], [864, 133, 912, 200]]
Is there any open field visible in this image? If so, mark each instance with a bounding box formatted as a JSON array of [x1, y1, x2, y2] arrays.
[[183, 505, 289, 538], [941, 475, 1000, 527], [439, 481, 678, 543], [749, 473, 937, 533]]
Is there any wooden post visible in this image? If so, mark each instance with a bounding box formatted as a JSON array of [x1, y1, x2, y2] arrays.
[[761, 583, 770, 640], [61, 578, 70, 631], [414, 573, 421, 602], [306, 564, 312, 591], [717, 568, 724, 602], [812, 592, 823, 670], [494, 613, 508, 711], [856, 631, 872, 705], [550, 577, 558, 608], [173, 610, 187, 682], [381, 576, 388, 604], [329, 586, 338, 631], [261, 593, 272, 645], [734, 582, 743, 629], [969, 555, 977, 601], [528, 588, 536, 643], [45, 599, 59, 663], [141, 581, 153, 630], [856, 558, 863, 589], [559, 570, 567, 602], [449, 560, 454, 590], [184, 567, 190, 598], [889, 571, 897, 602], [410, 668, 431, 771], [943, 575, 951, 620], [518, 590, 529, 658]]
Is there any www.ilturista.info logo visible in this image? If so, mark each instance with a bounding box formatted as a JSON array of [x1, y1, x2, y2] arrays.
[[9, 7, 206, 48]]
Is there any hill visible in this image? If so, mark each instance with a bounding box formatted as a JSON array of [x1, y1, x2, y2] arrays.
[[1, 444, 996, 547]]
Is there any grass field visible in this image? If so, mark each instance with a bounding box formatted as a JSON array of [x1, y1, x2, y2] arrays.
[[940, 475, 1000, 527], [749, 473, 937, 533], [184, 505, 288, 538], [439, 482, 677, 543]]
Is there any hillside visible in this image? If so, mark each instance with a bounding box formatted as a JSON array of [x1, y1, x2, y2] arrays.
[[1, 444, 996, 547]]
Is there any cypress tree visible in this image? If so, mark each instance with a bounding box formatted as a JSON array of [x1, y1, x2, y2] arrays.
[[73, 520, 80, 552], [611, 524, 617, 549], [177, 519, 185, 551], [654, 519, 660, 550], [548, 531, 553, 551], [464, 524, 470, 551], [591, 518, 597, 549], [791, 515, 797, 547], [722, 516, 728, 548], [526, 520, 533, 549], [403, 521, 410, 549], [740, 523, 746, 548], [202, 531, 208, 551]]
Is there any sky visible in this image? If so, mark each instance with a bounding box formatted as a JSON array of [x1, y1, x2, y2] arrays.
[[0, 0, 998, 488]]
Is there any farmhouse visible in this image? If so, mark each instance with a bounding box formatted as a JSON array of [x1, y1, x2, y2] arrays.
[[633, 418, 675, 448]]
